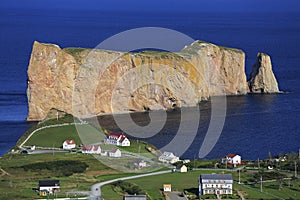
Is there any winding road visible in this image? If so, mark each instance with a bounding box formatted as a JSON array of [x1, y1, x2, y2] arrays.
[[90, 170, 172, 198]]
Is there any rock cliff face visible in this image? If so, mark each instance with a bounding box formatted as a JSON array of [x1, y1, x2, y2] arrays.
[[26, 41, 277, 121], [248, 53, 279, 93]]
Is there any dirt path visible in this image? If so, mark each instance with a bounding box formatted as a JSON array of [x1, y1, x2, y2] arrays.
[[0, 168, 11, 176], [236, 190, 245, 200]]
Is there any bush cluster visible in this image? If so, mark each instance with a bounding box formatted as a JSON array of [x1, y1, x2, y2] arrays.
[[112, 180, 145, 195], [19, 160, 88, 177]]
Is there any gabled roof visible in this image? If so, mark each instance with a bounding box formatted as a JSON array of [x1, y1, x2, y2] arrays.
[[119, 135, 128, 142], [200, 174, 232, 180], [162, 151, 175, 157], [65, 140, 75, 145], [39, 180, 60, 187], [93, 145, 100, 151], [111, 148, 120, 153], [109, 132, 122, 138], [176, 164, 186, 169], [82, 145, 92, 151], [226, 154, 237, 158]]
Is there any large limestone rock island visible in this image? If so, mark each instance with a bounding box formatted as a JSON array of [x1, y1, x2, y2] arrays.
[[26, 41, 279, 121]]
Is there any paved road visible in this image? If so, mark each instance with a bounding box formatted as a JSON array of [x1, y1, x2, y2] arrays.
[[168, 192, 188, 200], [90, 170, 172, 198]]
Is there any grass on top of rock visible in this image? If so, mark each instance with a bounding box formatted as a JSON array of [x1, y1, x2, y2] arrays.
[[63, 47, 88, 56]]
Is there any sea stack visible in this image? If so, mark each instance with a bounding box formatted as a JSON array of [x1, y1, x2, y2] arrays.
[[248, 53, 279, 93]]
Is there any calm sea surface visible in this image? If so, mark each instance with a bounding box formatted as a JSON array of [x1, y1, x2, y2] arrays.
[[0, 8, 299, 159]]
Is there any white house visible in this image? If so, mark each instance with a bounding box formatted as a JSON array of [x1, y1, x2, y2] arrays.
[[135, 160, 147, 168], [109, 148, 122, 157], [81, 145, 101, 154], [104, 133, 130, 146], [38, 180, 60, 196], [158, 152, 179, 164], [225, 154, 242, 166], [62, 140, 76, 150], [199, 174, 233, 196], [101, 150, 108, 156], [176, 164, 188, 173], [163, 184, 172, 192]]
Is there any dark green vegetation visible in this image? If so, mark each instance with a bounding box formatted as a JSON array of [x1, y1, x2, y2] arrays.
[[17, 160, 88, 177], [112, 181, 145, 196], [63, 47, 87, 56]]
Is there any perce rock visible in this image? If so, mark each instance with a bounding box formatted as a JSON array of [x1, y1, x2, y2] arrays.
[[248, 53, 279, 93], [26, 41, 279, 121]]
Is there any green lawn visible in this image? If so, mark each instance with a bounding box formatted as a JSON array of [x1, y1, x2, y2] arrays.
[[101, 169, 300, 200], [0, 153, 120, 199], [24, 124, 106, 148], [102, 170, 223, 199]]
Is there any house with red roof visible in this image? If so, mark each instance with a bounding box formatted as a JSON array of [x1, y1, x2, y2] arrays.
[[104, 132, 130, 146], [224, 154, 242, 167], [81, 145, 101, 154], [100, 150, 108, 156], [109, 148, 122, 157], [62, 140, 76, 150]]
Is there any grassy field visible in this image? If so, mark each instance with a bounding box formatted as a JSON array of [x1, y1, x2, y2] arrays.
[[24, 123, 106, 148], [0, 153, 120, 199], [101, 169, 300, 200]]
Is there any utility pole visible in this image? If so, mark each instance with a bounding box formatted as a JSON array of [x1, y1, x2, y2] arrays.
[[258, 158, 260, 169], [238, 169, 241, 184], [260, 176, 263, 192], [53, 143, 55, 156], [138, 145, 141, 155], [295, 161, 297, 178]]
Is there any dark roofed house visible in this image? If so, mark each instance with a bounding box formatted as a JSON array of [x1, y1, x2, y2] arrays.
[[124, 194, 147, 200], [176, 164, 187, 173], [199, 174, 233, 196], [38, 180, 60, 196]]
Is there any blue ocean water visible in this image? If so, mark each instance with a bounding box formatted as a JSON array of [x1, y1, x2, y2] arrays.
[[0, 8, 299, 159]]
